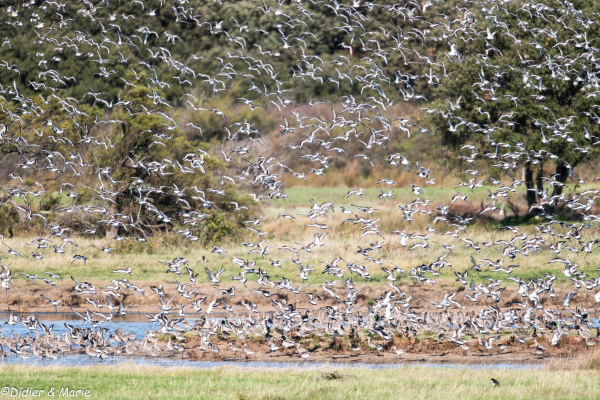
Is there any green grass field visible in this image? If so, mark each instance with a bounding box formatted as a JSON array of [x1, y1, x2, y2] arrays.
[[4, 225, 599, 290], [270, 183, 592, 211], [0, 363, 598, 400]]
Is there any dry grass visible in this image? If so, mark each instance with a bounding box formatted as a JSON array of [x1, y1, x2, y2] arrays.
[[546, 347, 600, 370]]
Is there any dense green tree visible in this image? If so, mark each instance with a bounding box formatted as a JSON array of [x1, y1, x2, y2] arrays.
[[428, 0, 600, 210]]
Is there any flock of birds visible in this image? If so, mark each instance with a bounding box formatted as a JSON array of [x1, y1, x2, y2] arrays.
[[1, 0, 600, 364]]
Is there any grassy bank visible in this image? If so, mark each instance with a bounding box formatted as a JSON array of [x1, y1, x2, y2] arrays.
[[4, 229, 600, 288], [0, 363, 598, 399], [4, 226, 600, 312]]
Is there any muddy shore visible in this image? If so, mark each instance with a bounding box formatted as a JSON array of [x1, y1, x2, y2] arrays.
[[2, 280, 597, 315]]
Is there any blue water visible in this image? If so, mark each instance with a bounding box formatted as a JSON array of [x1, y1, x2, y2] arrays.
[[3, 318, 160, 341], [0, 315, 225, 340], [0, 314, 564, 370]]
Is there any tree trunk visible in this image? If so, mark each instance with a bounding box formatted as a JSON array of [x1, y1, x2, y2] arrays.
[[535, 164, 544, 195], [108, 203, 119, 236], [524, 165, 536, 209], [7, 214, 13, 238], [551, 163, 569, 197]]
